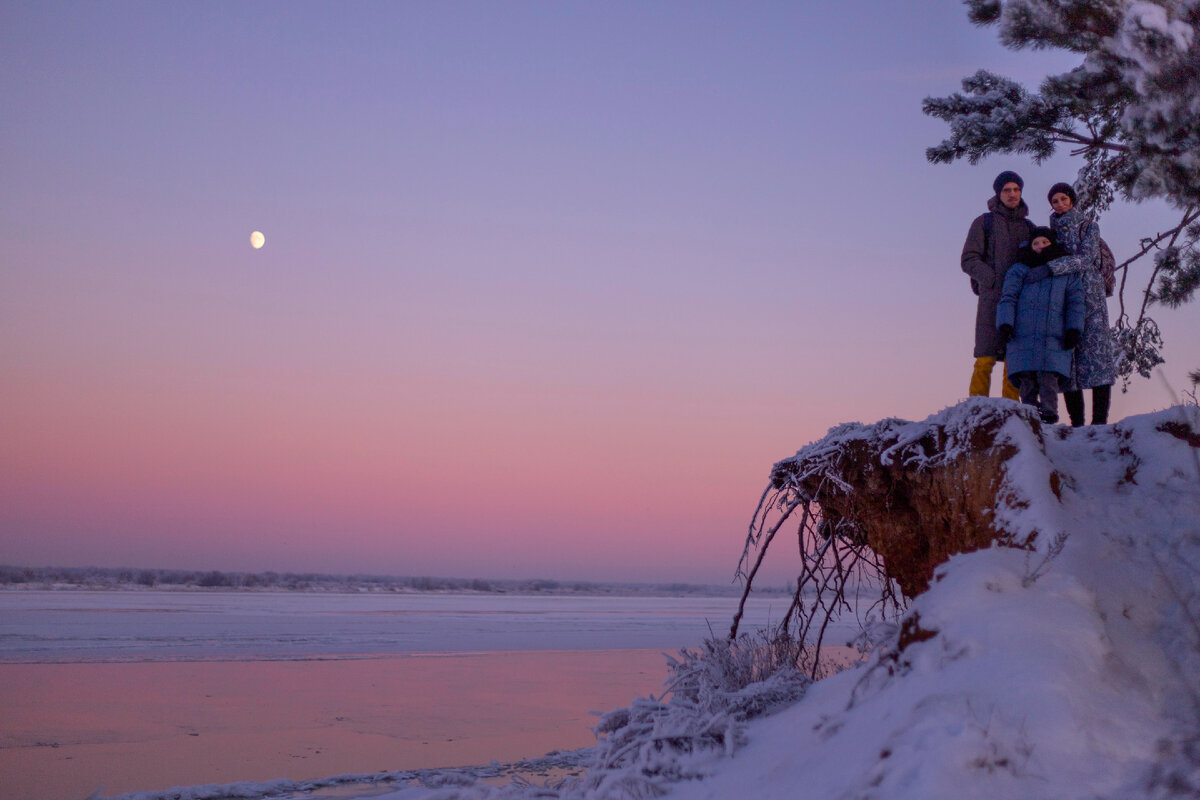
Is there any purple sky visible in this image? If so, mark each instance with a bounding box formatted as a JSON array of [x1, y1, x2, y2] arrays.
[[3, 1, 1197, 585]]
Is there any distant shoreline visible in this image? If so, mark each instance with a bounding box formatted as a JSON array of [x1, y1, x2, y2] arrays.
[[0, 564, 790, 598]]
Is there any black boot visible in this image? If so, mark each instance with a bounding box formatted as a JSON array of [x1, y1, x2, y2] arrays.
[[1064, 390, 1085, 427], [1092, 385, 1112, 425]]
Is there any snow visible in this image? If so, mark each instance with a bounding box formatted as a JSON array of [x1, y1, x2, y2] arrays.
[[1127, 3, 1194, 53], [94, 402, 1200, 800]]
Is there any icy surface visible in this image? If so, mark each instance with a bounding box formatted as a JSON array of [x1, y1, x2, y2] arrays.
[[0, 592, 791, 663]]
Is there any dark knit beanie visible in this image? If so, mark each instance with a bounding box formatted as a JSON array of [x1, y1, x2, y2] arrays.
[[993, 170, 1024, 195], [1047, 182, 1077, 205], [1030, 226, 1055, 243]]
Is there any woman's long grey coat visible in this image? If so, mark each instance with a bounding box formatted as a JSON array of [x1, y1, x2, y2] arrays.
[[1047, 208, 1117, 389]]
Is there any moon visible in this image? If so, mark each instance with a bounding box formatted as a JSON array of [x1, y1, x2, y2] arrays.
[[250, 231, 265, 250]]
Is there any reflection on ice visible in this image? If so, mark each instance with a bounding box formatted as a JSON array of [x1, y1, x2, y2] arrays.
[[0, 652, 643, 800], [0, 589, 855, 800]]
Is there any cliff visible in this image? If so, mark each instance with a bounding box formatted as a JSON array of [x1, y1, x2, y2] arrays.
[[678, 400, 1200, 800], [767, 398, 1195, 597]]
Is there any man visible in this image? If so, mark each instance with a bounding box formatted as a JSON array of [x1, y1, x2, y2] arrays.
[[961, 170, 1034, 400]]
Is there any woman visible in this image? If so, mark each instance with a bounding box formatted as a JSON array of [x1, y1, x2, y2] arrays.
[[1025, 182, 1116, 425]]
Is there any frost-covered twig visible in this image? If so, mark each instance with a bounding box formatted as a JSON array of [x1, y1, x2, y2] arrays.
[[1116, 206, 1200, 321], [1128, 206, 1199, 323], [1021, 531, 1069, 588], [730, 493, 804, 638], [734, 455, 904, 677]]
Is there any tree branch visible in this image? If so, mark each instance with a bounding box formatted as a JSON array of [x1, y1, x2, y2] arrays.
[[1045, 127, 1128, 153], [730, 497, 803, 640], [1135, 205, 1199, 324]]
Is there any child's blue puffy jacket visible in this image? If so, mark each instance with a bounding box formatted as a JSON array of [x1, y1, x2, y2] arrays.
[[996, 264, 1086, 377]]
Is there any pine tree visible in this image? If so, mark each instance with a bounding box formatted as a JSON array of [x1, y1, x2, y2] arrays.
[[924, 0, 1200, 387]]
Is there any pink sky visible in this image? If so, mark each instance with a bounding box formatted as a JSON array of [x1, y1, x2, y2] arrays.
[[3, 2, 1197, 584]]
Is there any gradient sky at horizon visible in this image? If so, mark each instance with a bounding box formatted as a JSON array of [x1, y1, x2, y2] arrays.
[[3, 1, 1198, 585]]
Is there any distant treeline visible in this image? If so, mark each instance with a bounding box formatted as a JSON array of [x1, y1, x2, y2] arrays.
[[0, 564, 784, 597]]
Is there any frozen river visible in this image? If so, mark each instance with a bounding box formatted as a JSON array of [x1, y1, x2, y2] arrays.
[[0, 589, 811, 800], [0, 589, 793, 663]]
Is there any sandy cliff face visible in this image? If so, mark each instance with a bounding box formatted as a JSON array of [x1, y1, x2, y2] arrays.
[[770, 404, 1017, 597], [768, 398, 1198, 598]]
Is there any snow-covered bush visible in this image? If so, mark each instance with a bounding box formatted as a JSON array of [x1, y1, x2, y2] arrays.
[[572, 635, 812, 799], [1113, 315, 1166, 388], [665, 631, 819, 706]]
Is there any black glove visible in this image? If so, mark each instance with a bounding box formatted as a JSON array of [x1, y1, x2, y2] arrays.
[[999, 324, 1014, 343], [1024, 265, 1052, 284], [1064, 328, 1081, 349]]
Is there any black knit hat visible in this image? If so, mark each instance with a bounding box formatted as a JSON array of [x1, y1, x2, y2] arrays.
[[993, 170, 1024, 196], [1047, 182, 1077, 206], [1030, 226, 1055, 243]]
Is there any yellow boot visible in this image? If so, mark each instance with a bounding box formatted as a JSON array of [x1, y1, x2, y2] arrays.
[[970, 356, 1020, 399], [1000, 362, 1020, 401], [969, 356, 997, 397]]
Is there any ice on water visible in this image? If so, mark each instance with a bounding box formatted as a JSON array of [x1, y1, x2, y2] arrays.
[[0, 590, 801, 663]]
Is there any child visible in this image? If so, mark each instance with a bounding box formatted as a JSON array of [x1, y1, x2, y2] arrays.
[[996, 227, 1086, 424]]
